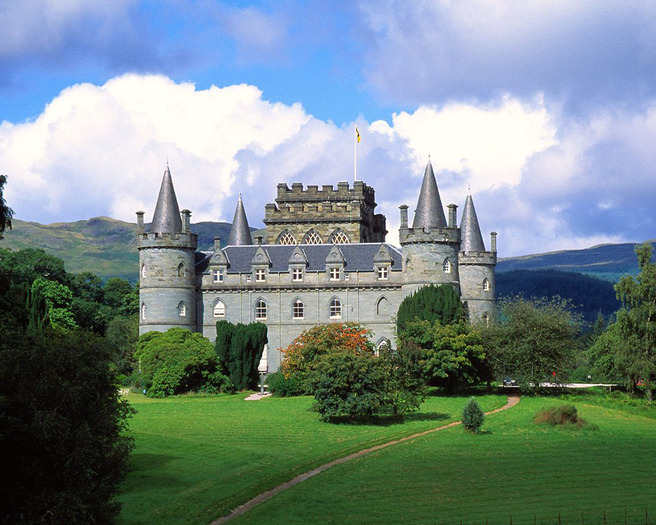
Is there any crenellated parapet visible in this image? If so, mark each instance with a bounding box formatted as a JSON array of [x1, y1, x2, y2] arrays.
[[137, 231, 198, 250], [399, 226, 460, 246]]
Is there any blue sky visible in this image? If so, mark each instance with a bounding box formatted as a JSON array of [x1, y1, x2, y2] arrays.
[[3, 0, 656, 256]]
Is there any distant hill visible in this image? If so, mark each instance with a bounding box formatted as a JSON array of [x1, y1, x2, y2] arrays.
[[1, 217, 649, 286], [2, 217, 233, 281]]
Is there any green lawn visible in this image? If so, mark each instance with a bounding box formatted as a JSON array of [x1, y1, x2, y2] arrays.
[[233, 397, 656, 524], [118, 393, 506, 524]]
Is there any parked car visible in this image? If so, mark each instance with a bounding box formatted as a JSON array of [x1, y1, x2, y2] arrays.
[[503, 377, 518, 387]]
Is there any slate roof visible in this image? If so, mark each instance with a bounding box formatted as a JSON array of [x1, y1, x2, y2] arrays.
[[196, 243, 402, 274], [149, 167, 182, 234], [460, 194, 486, 252], [228, 195, 253, 246], [412, 160, 447, 230]]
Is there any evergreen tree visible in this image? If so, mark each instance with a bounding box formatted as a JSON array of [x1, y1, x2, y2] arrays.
[[0, 174, 13, 239], [215, 321, 267, 390], [462, 397, 484, 433], [396, 284, 465, 332]]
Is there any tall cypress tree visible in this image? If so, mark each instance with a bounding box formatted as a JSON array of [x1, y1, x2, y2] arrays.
[[396, 284, 465, 332]]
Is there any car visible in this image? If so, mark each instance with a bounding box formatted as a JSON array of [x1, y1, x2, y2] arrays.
[[503, 377, 518, 387]]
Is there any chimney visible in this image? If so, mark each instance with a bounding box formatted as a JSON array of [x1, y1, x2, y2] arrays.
[[136, 211, 145, 233], [214, 237, 221, 251], [447, 204, 458, 229], [181, 209, 191, 234], [491, 232, 498, 253], [399, 205, 408, 229]]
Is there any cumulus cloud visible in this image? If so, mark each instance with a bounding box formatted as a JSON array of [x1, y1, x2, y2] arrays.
[[2, 73, 656, 257]]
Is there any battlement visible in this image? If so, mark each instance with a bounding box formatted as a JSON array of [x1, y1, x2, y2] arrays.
[[399, 227, 460, 246], [459, 251, 497, 266], [275, 180, 376, 206], [137, 232, 198, 250]]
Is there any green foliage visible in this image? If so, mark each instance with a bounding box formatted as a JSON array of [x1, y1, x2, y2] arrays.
[[0, 329, 134, 523], [106, 315, 140, 376], [483, 296, 580, 390], [398, 319, 488, 393], [215, 321, 268, 391], [462, 397, 484, 433], [0, 174, 13, 239], [396, 284, 464, 332], [28, 276, 78, 331], [533, 405, 596, 429], [265, 371, 306, 397], [137, 328, 233, 397], [0, 247, 68, 285]]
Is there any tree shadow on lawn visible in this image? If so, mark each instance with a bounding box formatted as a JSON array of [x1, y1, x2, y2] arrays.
[[121, 453, 184, 494], [325, 411, 451, 427]]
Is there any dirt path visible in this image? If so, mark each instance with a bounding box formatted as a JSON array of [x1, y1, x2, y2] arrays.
[[210, 395, 520, 524]]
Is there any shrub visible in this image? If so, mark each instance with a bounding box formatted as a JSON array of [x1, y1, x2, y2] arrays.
[[266, 371, 306, 397], [534, 404, 596, 429], [462, 397, 485, 433]]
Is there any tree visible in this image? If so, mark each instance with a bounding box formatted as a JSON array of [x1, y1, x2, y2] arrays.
[[28, 277, 78, 331], [136, 328, 233, 397], [0, 174, 13, 239], [590, 242, 656, 400], [398, 319, 488, 393], [462, 397, 484, 433], [280, 323, 375, 393], [215, 321, 268, 390], [396, 284, 465, 332], [483, 296, 581, 390], [0, 329, 134, 523]]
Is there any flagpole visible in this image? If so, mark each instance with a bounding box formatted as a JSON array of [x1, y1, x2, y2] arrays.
[[354, 125, 357, 182]]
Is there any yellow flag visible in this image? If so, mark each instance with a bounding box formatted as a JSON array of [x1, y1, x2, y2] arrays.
[[356, 126, 361, 143]]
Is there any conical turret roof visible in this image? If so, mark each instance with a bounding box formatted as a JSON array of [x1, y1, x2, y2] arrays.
[[150, 167, 182, 234], [460, 194, 486, 252], [228, 195, 253, 245], [412, 160, 447, 229]]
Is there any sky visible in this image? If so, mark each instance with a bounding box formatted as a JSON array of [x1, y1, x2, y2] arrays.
[[2, 0, 656, 257]]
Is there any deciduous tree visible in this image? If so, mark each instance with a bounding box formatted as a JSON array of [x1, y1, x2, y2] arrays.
[[0, 174, 13, 239]]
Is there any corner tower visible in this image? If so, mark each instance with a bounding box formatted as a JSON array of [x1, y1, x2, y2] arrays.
[[399, 160, 461, 296], [136, 167, 198, 335], [458, 194, 497, 323]]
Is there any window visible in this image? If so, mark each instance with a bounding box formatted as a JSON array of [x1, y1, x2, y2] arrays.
[[141, 264, 147, 278], [213, 270, 224, 283], [213, 300, 226, 318], [376, 296, 390, 317], [482, 278, 490, 291], [292, 268, 303, 282], [303, 229, 322, 244], [377, 266, 388, 280], [255, 269, 266, 282], [329, 267, 341, 281], [329, 298, 342, 319], [277, 230, 297, 245], [482, 312, 490, 327], [141, 303, 146, 320], [329, 229, 350, 244], [292, 299, 304, 319], [178, 263, 187, 277], [255, 299, 267, 320], [443, 258, 451, 273], [178, 302, 187, 317], [246, 275, 251, 283]]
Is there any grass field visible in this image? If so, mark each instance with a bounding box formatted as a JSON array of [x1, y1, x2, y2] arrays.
[[117, 393, 506, 524], [232, 396, 656, 524]]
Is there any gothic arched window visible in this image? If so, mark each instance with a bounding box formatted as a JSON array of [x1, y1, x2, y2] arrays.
[[277, 229, 297, 245], [303, 229, 323, 244], [329, 229, 350, 244], [213, 300, 226, 318], [329, 297, 342, 319], [178, 263, 187, 277], [178, 301, 187, 317], [255, 299, 267, 320], [482, 278, 490, 291], [443, 258, 451, 274], [292, 298, 304, 319], [141, 303, 147, 320]]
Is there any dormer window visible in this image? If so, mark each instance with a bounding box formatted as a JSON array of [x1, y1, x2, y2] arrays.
[[292, 268, 303, 282], [213, 270, 224, 283], [377, 266, 388, 280], [255, 269, 266, 282], [330, 267, 341, 281]]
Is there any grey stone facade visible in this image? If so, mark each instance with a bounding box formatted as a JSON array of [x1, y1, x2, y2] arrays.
[[137, 162, 497, 372]]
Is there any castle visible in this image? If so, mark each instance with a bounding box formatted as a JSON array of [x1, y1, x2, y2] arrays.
[[136, 160, 497, 372]]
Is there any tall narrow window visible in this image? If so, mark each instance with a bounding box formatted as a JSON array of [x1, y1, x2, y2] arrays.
[[255, 299, 267, 320], [213, 300, 226, 318], [443, 258, 451, 274], [178, 263, 187, 277], [482, 278, 490, 291], [178, 302, 187, 317], [329, 298, 342, 319], [141, 264, 147, 278], [292, 299, 304, 319], [141, 303, 147, 320]]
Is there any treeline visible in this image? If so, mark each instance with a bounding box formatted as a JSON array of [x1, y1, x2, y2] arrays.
[[496, 269, 620, 323]]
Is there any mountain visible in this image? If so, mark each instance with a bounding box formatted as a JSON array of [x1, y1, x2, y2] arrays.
[[1, 217, 649, 284], [1, 217, 233, 281]]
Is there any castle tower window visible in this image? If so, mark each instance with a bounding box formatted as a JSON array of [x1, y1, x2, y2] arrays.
[[178, 301, 187, 317], [255, 269, 266, 282], [329, 229, 350, 244], [255, 299, 267, 320], [443, 258, 451, 274], [178, 263, 187, 278], [482, 312, 490, 327], [213, 300, 226, 318], [141, 303, 147, 320], [482, 278, 490, 291], [292, 299, 304, 319], [329, 298, 342, 319], [377, 266, 388, 280], [141, 264, 147, 278], [213, 270, 224, 283], [329, 267, 341, 281], [278, 230, 297, 245], [292, 268, 303, 282], [303, 229, 323, 244]]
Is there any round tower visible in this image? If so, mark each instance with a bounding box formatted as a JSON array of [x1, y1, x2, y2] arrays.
[[400, 161, 461, 297], [137, 167, 198, 335]]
